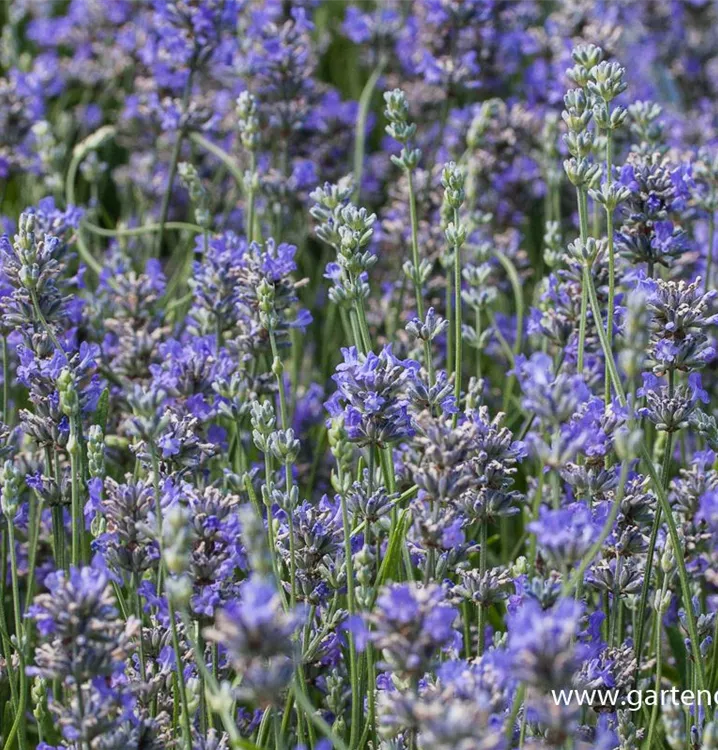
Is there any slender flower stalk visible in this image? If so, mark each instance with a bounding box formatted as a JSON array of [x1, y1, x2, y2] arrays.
[[155, 59, 196, 256], [354, 56, 386, 204], [384, 89, 434, 380], [476, 519, 488, 657], [1, 336, 8, 423], [588, 58, 627, 402], [162, 505, 194, 750], [57, 370, 85, 567], [442, 162, 467, 423], [3, 463, 27, 750], [645, 554, 673, 748], [564, 45, 603, 373], [328, 419, 360, 747], [708, 210, 715, 292], [577, 200, 592, 375], [237, 91, 260, 243]]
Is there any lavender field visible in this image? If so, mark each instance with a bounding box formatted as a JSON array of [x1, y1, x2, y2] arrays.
[[2, 1, 718, 748]]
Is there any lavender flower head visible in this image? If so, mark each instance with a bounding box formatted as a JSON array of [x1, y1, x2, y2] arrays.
[[326, 346, 419, 448], [370, 583, 457, 680]]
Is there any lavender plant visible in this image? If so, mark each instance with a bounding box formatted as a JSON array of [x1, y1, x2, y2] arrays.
[[3, 3, 718, 750]]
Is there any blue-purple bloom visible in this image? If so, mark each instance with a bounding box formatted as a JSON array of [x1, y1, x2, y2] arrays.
[[326, 346, 418, 448]]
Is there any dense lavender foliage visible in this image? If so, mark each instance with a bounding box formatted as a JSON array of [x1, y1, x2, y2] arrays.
[[3, 1, 718, 748]]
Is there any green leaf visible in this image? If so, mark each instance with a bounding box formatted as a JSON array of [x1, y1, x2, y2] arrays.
[[376, 509, 409, 588], [665, 624, 687, 685], [2, 699, 12, 738], [231, 739, 263, 750], [93, 387, 110, 432]]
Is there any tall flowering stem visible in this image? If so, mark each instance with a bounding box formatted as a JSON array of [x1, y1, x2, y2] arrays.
[[384, 89, 434, 383], [162, 505, 194, 750], [645, 551, 673, 748], [2, 462, 28, 750], [311, 183, 377, 356], [329, 418, 360, 748], [709, 210, 716, 293], [564, 45, 603, 374], [237, 91, 260, 243], [588, 59, 627, 403], [251, 401, 288, 610], [260, 278, 299, 606], [155, 57, 196, 256], [58, 369, 85, 567], [353, 57, 386, 204], [442, 162, 467, 423], [1, 336, 8, 423]]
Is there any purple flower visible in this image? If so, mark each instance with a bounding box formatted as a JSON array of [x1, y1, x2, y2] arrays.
[[204, 576, 301, 666], [370, 583, 457, 678], [29, 561, 135, 684], [513, 352, 590, 425], [529, 502, 603, 567], [326, 346, 418, 447], [506, 598, 584, 690]]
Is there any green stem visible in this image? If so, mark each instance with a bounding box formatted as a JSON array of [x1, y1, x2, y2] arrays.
[[177, 612, 255, 749], [561, 460, 628, 597], [65, 125, 116, 208], [406, 170, 434, 386], [494, 249, 523, 413], [292, 687, 349, 750], [5, 522, 28, 750], [604, 133, 615, 405], [634, 426, 673, 681], [156, 136, 186, 256], [477, 520, 487, 657], [527, 470, 544, 575], [404, 174, 424, 315], [84, 220, 202, 238], [23, 495, 44, 615], [452, 207, 462, 425], [339, 467, 360, 748], [150, 445, 165, 596], [189, 132, 245, 189], [29, 288, 63, 353], [576, 187, 590, 374], [2, 335, 9, 425], [645, 576, 669, 749], [475, 308, 482, 382], [65, 125, 117, 278], [51, 504, 66, 572], [168, 600, 193, 750], [70, 434, 81, 567], [150, 446, 163, 535], [273, 710, 283, 750], [356, 297, 372, 354], [263, 452, 285, 606], [155, 65, 196, 256], [610, 556, 623, 647], [0, 531, 18, 733], [247, 150, 257, 243], [133, 572, 147, 683], [353, 57, 386, 204], [269, 331, 296, 608], [446, 258, 453, 378], [348, 307, 364, 352], [707, 209, 715, 293], [505, 684, 526, 744]]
